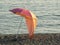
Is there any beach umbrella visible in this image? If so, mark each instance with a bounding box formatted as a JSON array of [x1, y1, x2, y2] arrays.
[[9, 8, 37, 39]]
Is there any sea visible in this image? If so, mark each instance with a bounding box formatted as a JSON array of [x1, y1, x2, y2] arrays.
[[0, 0, 60, 34]]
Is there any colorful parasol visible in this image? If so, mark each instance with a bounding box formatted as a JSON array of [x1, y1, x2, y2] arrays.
[[9, 8, 37, 39]]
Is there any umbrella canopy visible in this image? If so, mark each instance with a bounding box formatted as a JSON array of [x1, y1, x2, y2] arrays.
[[9, 8, 37, 39]]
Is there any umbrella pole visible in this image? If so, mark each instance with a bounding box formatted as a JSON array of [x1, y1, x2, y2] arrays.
[[16, 17, 23, 38]]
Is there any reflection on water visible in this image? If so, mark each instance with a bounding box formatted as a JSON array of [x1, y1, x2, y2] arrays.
[[0, 0, 60, 34]]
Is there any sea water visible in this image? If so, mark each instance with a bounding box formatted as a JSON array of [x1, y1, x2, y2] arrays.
[[0, 0, 60, 34]]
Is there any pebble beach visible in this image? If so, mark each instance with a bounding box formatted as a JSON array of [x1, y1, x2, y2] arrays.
[[0, 34, 60, 45]]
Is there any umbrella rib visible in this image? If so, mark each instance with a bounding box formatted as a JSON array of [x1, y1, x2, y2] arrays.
[[16, 17, 23, 37]]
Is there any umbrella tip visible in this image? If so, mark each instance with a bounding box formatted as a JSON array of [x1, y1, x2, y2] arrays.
[[9, 10, 12, 12]]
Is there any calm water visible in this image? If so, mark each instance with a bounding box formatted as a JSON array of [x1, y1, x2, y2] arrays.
[[0, 0, 60, 34]]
